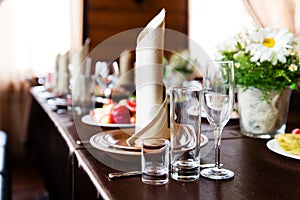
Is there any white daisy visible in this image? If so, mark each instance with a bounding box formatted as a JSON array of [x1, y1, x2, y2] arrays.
[[246, 27, 293, 65], [293, 36, 300, 50], [216, 37, 237, 53], [289, 64, 298, 72]]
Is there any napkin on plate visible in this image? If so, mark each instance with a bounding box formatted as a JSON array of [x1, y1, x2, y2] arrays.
[[126, 8, 169, 147]]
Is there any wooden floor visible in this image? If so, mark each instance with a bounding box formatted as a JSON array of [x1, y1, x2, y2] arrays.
[[11, 161, 48, 200]]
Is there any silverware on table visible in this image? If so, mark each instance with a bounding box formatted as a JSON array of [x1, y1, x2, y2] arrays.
[[76, 140, 90, 145], [109, 171, 142, 179]]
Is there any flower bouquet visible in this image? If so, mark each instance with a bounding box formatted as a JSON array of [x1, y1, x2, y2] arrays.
[[164, 49, 198, 88], [216, 24, 300, 138]]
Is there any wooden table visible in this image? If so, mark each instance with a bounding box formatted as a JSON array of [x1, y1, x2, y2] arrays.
[[27, 86, 300, 200]]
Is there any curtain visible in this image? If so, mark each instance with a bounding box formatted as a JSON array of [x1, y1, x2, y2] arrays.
[[0, 0, 83, 160], [243, 0, 300, 36]]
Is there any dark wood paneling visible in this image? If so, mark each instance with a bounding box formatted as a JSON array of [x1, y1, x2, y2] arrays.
[[85, 0, 188, 51], [88, 0, 187, 13]]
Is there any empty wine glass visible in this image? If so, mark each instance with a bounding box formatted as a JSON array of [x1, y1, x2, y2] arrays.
[[200, 61, 235, 180], [95, 61, 119, 98]]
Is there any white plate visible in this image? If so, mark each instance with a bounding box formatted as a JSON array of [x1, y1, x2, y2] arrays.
[[81, 114, 135, 128], [266, 139, 300, 160], [201, 134, 208, 147], [47, 97, 70, 107], [97, 129, 208, 152], [90, 131, 209, 157], [90, 133, 141, 156]]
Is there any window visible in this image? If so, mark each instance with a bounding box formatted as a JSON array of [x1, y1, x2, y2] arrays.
[[189, 0, 253, 58]]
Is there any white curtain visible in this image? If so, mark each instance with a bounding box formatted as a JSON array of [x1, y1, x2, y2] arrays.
[[243, 0, 300, 36], [0, 0, 83, 160]]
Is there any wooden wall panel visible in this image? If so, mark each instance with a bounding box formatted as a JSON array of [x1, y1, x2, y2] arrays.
[[85, 0, 188, 53], [88, 0, 186, 12]]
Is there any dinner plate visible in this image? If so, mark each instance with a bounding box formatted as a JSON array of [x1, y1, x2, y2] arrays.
[[98, 128, 208, 151], [99, 129, 140, 151], [47, 97, 70, 107], [90, 129, 209, 156], [266, 139, 300, 160], [90, 133, 141, 156], [81, 114, 135, 128]]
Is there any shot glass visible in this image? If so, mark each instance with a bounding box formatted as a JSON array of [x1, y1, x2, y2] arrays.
[[170, 86, 202, 181], [141, 138, 169, 185]]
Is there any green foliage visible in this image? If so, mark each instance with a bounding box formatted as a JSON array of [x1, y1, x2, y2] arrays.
[[166, 50, 196, 74], [217, 28, 300, 93]]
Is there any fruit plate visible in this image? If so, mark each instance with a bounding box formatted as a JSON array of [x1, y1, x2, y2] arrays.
[[266, 139, 300, 160], [81, 114, 135, 128]]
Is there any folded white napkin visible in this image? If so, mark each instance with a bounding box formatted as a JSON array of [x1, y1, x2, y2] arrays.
[[126, 9, 169, 147], [56, 51, 69, 95], [70, 38, 90, 102], [117, 49, 135, 88], [49, 54, 59, 92]]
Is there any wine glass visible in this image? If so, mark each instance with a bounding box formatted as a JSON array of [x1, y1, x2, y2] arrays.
[[95, 61, 119, 98], [200, 61, 235, 180]]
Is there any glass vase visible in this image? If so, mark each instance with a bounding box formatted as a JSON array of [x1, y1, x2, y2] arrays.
[[237, 86, 291, 139]]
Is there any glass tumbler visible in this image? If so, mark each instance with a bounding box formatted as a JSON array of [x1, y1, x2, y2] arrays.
[[141, 138, 169, 185], [170, 86, 202, 181]]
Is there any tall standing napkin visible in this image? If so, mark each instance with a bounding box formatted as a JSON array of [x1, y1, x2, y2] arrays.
[[126, 9, 169, 147], [117, 49, 135, 88], [56, 51, 69, 95], [70, 38, 90, 103]]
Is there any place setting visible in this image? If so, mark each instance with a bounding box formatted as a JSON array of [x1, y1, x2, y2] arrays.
[[81, 9, 236, 185]]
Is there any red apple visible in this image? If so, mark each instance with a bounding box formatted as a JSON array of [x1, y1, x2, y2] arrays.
[[292, 128, 300, 134], [111, 105, 131, 124]]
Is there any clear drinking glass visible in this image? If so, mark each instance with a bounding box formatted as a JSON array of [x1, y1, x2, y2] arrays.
[[200, 61, 235, 180], [141, 138, 169, 185], [170, 87, 202, 182]]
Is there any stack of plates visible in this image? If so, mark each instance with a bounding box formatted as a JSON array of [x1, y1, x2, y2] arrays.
[[90, 129, 140, 156], [89, 128, 208, 161]]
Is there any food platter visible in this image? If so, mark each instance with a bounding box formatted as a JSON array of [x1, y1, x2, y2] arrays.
[[266, 139, 300, 160], [81, 114, 135, 128]]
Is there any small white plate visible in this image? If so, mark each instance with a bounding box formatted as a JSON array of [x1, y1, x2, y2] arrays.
[[266, 139, 300, 160], [81, 114, 135, 128]]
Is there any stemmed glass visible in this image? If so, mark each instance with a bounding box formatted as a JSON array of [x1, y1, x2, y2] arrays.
[[200, 61, 235, 180], [95, 61, 120, 98]]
